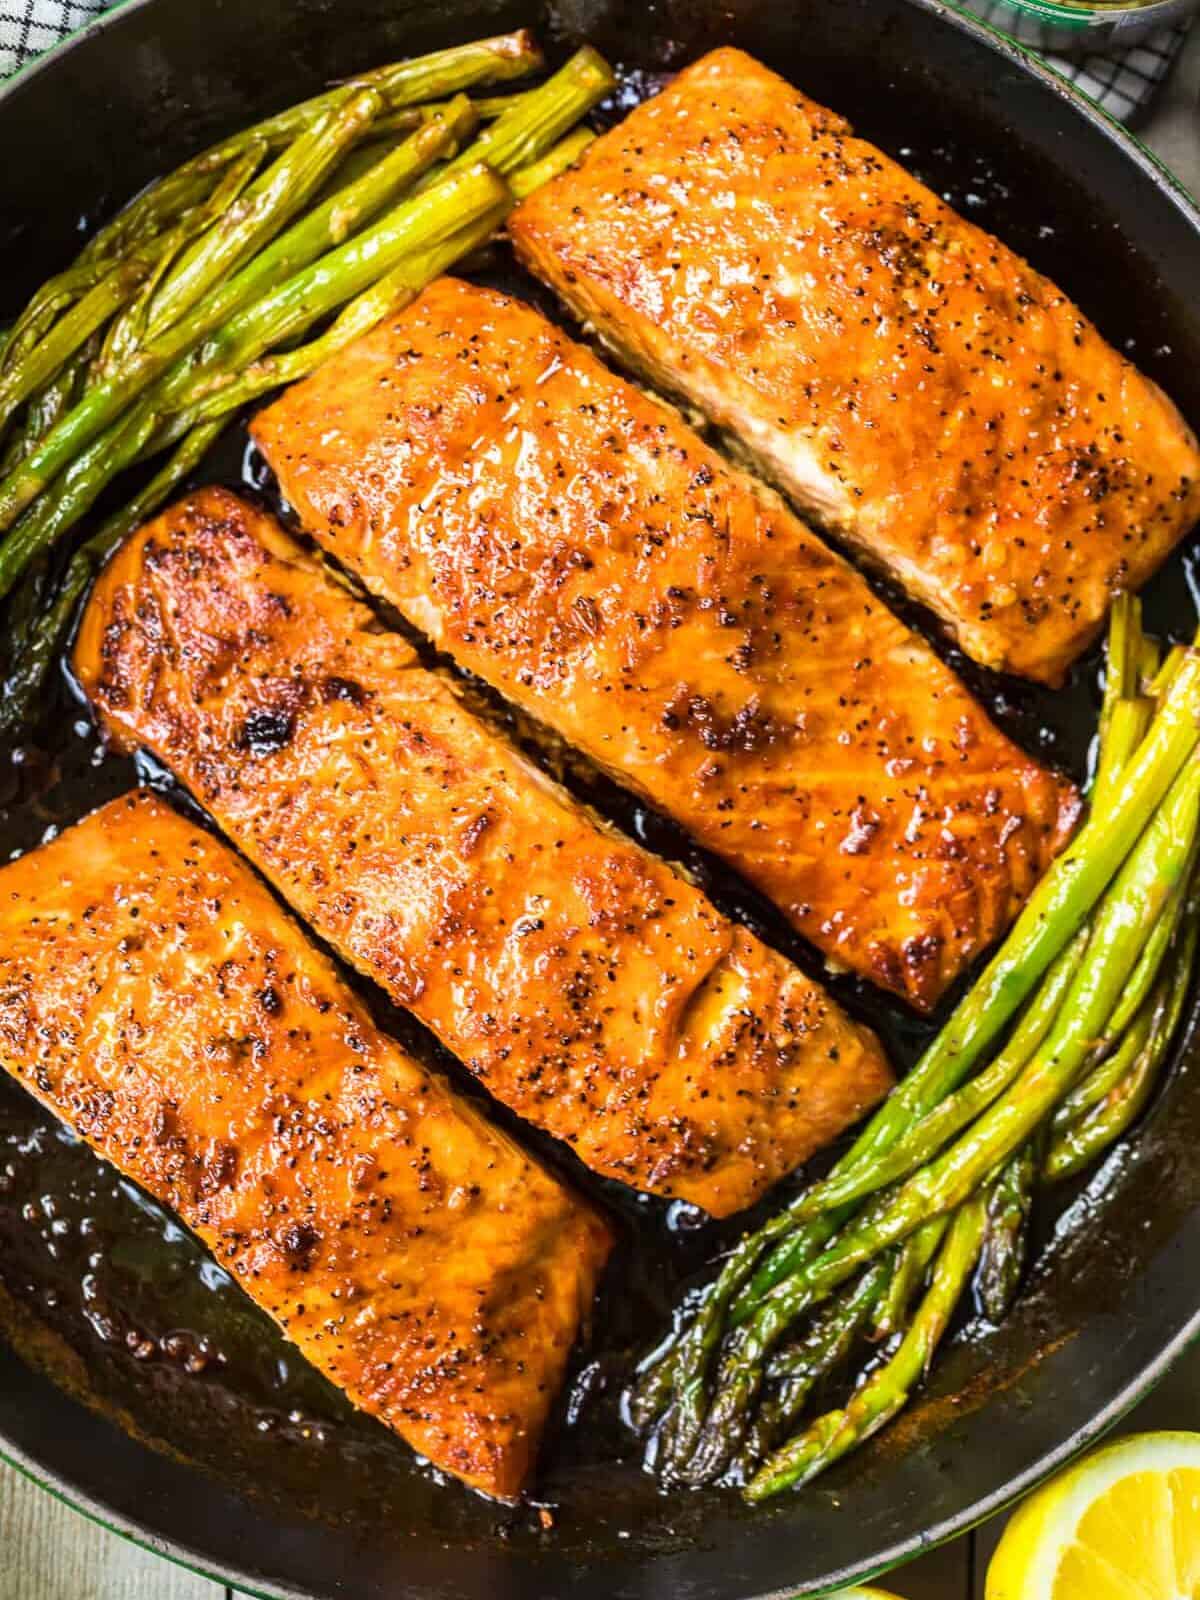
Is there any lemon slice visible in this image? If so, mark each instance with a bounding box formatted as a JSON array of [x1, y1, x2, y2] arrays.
[[986, 1431, 1200, 1599]]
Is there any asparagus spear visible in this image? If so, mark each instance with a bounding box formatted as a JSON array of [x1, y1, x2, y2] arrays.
[[1, 333, 98, 475], [141, 90, 388, 341], [1044, 907, 1197, 1183], [509, 126, 596, 198], [221, 31, 542, 158], [0, 101, 482, 595], [743, 1195, 989, 1501], [785, 927, 1089, 1222], [432, 47, 613, 181], [975, 1142, 1036, 1322], [873, 1213, 951, 1339], [738, 1258, 893, 1472], [90, 141, 268, 385], [0, 253, 161, 437], [0, 90, 391, 552], [1051, 976, 1161, 1131], [72, 32, 539, 271]]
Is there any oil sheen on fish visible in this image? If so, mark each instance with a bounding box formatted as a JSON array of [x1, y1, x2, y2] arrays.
[[0, 790, 613, 1499], [508, 48, 1200, 685], [251, 277, 1080, 1010], [74, 488, 892, 1217]]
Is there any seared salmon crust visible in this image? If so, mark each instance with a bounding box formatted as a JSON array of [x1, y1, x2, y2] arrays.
[[0, 791, 612, 1499], [75, 489, 893, 1217], [252, 277, 1080, 1010], [509, 48, 1200, 685]]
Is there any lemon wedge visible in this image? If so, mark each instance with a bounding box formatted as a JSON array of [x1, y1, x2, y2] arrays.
[[986, 1431, 1200, 1599], [830, 1588, 905, 1598]]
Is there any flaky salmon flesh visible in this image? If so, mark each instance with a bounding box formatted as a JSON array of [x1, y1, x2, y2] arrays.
[[510, 48, 1200, 685], [252, 277, 1080, 1011], [0, 791, 613, 1499], [74, 488, 893, 1218]]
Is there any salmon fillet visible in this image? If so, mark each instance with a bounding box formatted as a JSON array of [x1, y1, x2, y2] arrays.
[[251, 278, 1080, 1010], [509, 48, 1200, 685], [74, 488, 892, 1217], [0, 790, 612, 1500]]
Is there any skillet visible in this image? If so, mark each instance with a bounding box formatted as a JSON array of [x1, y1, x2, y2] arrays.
[[1, 1, 1199, 1595]]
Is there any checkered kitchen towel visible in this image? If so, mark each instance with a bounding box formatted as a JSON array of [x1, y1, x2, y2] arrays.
[[1, 0, 110, 77], [962, 0, 1191, 123], [0, 0, 1192, 121]]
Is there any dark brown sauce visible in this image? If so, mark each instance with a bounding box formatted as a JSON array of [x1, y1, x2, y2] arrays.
[[0, 61, 1198, 1556]]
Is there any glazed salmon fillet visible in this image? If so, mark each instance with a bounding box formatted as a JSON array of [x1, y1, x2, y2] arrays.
[[75, 489, 891, 1217], [251, 278, 1080, 1010], [0, 790, 612, 1500], [509, 48, 1200, 685]]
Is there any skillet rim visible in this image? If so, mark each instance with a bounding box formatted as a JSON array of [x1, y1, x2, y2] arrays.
[[0, 0, 1199, 1595]]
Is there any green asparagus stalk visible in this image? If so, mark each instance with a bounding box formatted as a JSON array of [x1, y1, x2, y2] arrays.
[[72, 32, 539, 272], [1, 334, 97, 475], [975, 1142, 1036, 1322], [431, 47, 613, 182], [0, 101, 478, 591], [1051, 971, 1162, 1130], [224, 31, 542, 158], [1151, 644, 1189, 701], [873, 1213, 951, 1340], [90, 141, 268, 385], [367, 89, 524, 141], [738, 1259, 893, 1471], [0, 151, 262, 448], [743, 1196, 989, 1501], [786, 927, 1089, 1222], [1043, 908, 1197, 1183], [0, 252, 163, 437], [141, 90, 387, 342], [0, 92, 393, 553], [509, 126, 596, 198]]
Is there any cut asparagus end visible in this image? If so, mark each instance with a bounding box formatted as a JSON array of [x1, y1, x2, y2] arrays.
[[510, 127, 596, 199], [434, 45, 615, 183]]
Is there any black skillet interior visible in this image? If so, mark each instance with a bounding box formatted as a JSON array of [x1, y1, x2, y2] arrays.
[[1, 1, 1200, 1597]]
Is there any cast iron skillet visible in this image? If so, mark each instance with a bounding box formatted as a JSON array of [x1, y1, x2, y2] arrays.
[[1, 1, 1199, 1596]]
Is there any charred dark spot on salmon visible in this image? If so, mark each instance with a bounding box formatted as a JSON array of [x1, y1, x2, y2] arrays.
[[258, 985, 283, 1016], [235, 709, 295, 757], [321, 676, 366, 706], [281, 1221, 321, 1271]]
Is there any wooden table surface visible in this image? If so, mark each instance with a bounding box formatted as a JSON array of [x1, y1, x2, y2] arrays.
[[1, 27, 1198, 1600]]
